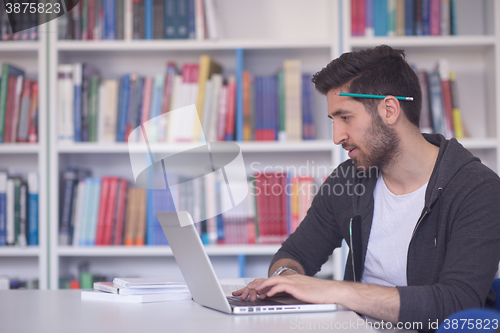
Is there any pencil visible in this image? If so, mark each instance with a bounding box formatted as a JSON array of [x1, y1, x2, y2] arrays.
[[336, 92, 414, 101]]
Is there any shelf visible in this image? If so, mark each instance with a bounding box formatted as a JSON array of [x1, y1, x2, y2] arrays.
[[57, 245, 280, 256], [57, 141, 335, 153], [56, 39, 332, 51], [0, 143, 40, 154], [0, 247, 40, 257], [350, 36, 497, 49], [457, 138, 498, 150], [0, 41, 40, 52]]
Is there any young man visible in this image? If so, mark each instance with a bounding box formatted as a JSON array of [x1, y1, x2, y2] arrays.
[[233, 45, 500, 330]]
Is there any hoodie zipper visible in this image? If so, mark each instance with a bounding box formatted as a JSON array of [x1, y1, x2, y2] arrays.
[[410, 209, 429, 242]]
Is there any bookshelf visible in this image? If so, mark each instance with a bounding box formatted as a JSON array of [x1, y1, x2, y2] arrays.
[[0, 36, 48, 288], [342, 0, 500, 171], [1, 0, 492, 290], [47, 0, 341, 289]]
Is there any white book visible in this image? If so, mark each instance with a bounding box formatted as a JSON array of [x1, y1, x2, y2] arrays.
[[204, 172, 217, 244], [100, 80, 118, 143], [124, 0, 133, 40], [167, 75, 182, 142], [112, 277, 186, 289], [203, 0, 219, 40], [94, 282, 189, 295], [195, 0, 205, 40], [208, 74, 222, 142], [97, 82, 107, 143], [72, 179, 85, 246], [201, 79, 213, 139], [81, 290, 192, 303], [58, 64, 74, 143]]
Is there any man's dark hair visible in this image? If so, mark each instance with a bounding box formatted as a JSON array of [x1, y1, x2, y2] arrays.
[[311, 45, 422, 127]]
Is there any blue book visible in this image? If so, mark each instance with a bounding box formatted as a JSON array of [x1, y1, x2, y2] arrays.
[[373, 0, 388, 36], [405, 0, 415, 35], [235, 49, 244, 141], [145, 0, 153, 39], [79, 178, 92, 246], [271, 76, 278, 140], [104, 0, 116, 39], [87, 178, 102, 246], [164, 0, 177, 39], [422, 0, 430, 35], [365, 0, 374, 36], [427, 71, 447, 136], [450, 0, 457, 35], [117, 75, 131, 142], [176, 0, 189, 39], [0, 172, 6, 246], [146, 189, 154, 245], [27, 173, 38, 246], [187, 0, 195, 39], [254, 77, 262, 136]]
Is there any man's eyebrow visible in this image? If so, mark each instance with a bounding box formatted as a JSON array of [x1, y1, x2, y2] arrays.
[[330, 109, 353, 118]]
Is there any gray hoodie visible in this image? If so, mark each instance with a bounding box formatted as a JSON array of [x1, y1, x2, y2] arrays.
[[270, 134, 500, 330]]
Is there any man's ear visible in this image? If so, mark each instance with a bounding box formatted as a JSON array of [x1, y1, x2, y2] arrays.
[[378, 96, 401, 125]]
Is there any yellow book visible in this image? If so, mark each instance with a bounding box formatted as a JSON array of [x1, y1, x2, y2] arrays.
[[449, 71, 464, 138], [195, 55, 222, 141]]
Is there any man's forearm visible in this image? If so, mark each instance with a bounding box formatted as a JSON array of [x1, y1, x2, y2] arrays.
[[268, 258, 305, 277], [334, 281, 400, 323]]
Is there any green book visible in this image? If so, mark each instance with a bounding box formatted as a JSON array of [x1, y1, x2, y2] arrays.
[[277, 70, 286, 141], [88, 75, 100, 142], [0, 63, 25, 143]]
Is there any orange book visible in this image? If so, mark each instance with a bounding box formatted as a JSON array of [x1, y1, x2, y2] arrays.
[[134, 188, 147, 245], [124, 188, 138, 246], [95, 177, 110, 245]]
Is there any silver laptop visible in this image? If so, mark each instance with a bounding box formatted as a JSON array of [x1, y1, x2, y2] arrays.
[[157, 211, 338, 315]]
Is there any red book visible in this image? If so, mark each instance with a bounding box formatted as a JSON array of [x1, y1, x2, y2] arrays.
[[17, 79, 31, 142], [28, 82, 38, 143], [88, 0, 95, 40], [279, 173, 288, 240], [102, 177, 119, 245], [441, 78, 454, 136], [9, 76, 23, 143], [225, 76, 236, 141], [351, 0, 359, 36], [255, 173, 266, 244], [95, 177, 110, 245], [112, 179, 129, 245], [3, 76, 17, 143], [430, 0, 440, 35]]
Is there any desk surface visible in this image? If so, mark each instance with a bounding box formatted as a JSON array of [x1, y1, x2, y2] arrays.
[[0, 290, 380, 333]]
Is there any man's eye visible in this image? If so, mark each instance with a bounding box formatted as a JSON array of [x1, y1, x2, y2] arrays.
[[341, 116, 349, 120]]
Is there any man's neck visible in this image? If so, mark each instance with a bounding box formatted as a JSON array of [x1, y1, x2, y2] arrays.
[[381, 132, 439, 195]]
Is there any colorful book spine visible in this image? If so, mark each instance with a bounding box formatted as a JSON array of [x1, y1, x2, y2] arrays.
[[0, 172, 6, 246]]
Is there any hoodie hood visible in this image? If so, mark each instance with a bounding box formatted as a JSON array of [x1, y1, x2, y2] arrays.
[[422, 133, 480, 210]]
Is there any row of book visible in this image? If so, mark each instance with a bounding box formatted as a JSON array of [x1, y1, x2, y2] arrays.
[[0, 1, 39, 41], [0, 63, 39, 144], [0, 277, 39, 289], [417, 58, 465, 139], [351, 0, 460, 37], [0, 172, 39, 246], [57, 56, 315, 144], [58, 0, 221, 41], [58, 169, 319, 246]]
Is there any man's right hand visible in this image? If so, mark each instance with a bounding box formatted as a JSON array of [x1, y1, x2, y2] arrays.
[[232, 270, 298, 301]]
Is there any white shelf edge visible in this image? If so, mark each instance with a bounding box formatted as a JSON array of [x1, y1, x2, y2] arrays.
[[56, 39, 332, 51], [57, 141, 335, 153], [457, 138, 498, 150], [57, 245, 280, 256], [0, 143, 40, 154], [0, 41, 40, 52], [0, 247, 40, 257], [350, 35, 497, 48]]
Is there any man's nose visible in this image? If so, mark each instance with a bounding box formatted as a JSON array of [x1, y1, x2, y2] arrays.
[[333, 122, 347, 145]]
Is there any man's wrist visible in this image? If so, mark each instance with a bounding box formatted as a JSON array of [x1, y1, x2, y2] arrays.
[[270, 266, 299, 277]]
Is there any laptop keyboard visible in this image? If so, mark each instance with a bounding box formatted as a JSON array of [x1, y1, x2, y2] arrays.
[[227, 296, 284, 306]]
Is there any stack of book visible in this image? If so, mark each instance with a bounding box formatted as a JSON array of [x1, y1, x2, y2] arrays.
[[81, 277, 192, 303], [58, 0, 221, 41], [352, 0, 469, 37], [57, 56, 315, 144]]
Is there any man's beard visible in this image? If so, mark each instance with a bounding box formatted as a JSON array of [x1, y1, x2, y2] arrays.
[[348, 113, 401, 171]]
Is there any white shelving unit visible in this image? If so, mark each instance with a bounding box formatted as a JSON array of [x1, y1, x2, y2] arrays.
[[2, 0, 492, 290], [47, 0, 341, 289], [0, 31, 48, 289]]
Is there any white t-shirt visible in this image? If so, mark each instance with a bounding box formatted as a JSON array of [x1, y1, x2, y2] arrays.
[[361, 174, 427, 287]]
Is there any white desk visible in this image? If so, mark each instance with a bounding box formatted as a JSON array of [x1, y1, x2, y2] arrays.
[[0, 290, 380, 333]]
